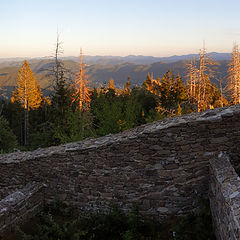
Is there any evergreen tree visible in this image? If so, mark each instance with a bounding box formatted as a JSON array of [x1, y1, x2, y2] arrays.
[[131, 87, 158, 124], [51, 33, 72, 118], [0, 116, 18, 152], [143, 72, 154, 93], [50, 64, 73, 145], [172, 73, 188, 106], [122, 76, 131, 95], [50, 36, 94, 145], [106, 78, 116, 98], [159, 71, 173, 110], [91, 92, 123, 136], [52, 74, 72, 118], [143, 72, 161, 96], [49, 33, 73, 144], [177, 104, 182, 115]]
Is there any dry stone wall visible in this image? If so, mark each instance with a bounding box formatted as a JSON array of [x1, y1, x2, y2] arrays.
[[0, 182, 44, 236], [210, 153, 240, 240], [1, 105, 240, 238]]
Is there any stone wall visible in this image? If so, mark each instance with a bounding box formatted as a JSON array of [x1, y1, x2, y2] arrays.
[[1, 105, 240, 237], [0, 182, 44, 237], [209, 153, 240, 240]]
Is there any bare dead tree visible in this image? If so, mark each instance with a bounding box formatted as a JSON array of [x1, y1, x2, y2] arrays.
[[186, 42, 219, 112], [72, 48, 91, 111], [227, 43, 240, 105], [53, 31, 64, 86], [186, 58, 198, 104], [197, 42, 216, 111]]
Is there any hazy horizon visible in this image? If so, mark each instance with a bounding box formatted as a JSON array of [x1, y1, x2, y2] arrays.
[[2, 0, 240, 58], [0, 51, 232, 60]]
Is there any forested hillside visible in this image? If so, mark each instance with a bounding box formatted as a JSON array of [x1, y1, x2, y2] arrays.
[[0, 58, 230, 99]]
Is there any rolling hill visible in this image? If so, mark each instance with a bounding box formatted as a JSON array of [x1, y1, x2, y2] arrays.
[[0, 55, 230, 99]]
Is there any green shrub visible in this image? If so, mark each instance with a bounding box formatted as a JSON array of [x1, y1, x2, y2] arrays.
[[17, 201, 215, 240], [173, 199, 216, 240], [0, 116, 18, 153]]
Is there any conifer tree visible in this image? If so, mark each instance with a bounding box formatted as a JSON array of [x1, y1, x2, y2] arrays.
[[177, 104, 182, 115], [227, 43, 240, 104], [49, 32, 76, 144], [143, 72, 161, 96], [106, 78, 117, 97], [159, 70, 173, 109], [11, 60, 42, 109], [11, 60, 42, 145], [173, 73, 188, 106], [122, 76, 131, 95], [0, 116, 18, 152], [143, 72, 154, 93], [51, 33, 71, 117], [108, 78, 115, 90]]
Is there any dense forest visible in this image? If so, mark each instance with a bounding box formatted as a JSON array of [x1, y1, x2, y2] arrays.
[[1, 42, 240, 153]]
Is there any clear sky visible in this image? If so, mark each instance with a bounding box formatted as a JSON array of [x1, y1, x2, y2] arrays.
[[1, 0, 240, 58]]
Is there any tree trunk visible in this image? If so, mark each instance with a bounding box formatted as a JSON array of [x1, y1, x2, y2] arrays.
[[24, 108, 28, 146], [24, 102, 29, 146]]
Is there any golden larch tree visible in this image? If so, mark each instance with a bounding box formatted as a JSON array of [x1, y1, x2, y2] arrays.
[[72, 49, 91, 111], [122, 76, 132, 95], [11, 60, 42, 109], [143, 72, 161, 96], [108, 78, 115, 90], [11, 60, 42, 145]]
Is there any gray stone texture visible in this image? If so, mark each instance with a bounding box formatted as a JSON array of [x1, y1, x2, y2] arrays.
[[210, 153, 240, 240]]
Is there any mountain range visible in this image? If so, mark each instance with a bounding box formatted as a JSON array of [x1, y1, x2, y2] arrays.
[[0, 52, 232, 66], [0, 53, 231, 99]]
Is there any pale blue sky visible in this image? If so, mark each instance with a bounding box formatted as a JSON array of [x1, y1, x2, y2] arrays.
[[1, 0, 240, 57]]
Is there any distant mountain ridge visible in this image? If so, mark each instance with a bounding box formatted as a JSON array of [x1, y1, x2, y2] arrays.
[[0, 58, 230, 100], [64, 52, 232, 64], [0, 52, 232, 66], [0, 52, 231, 99]]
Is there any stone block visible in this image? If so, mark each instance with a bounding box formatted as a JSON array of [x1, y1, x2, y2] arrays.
[[164, 164, 179, 170], [211, 137, 228, 144], [157, 207, 169, 213]]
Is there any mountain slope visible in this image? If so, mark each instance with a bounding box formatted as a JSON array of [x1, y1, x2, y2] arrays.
[[0, 59, 230, 99]]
